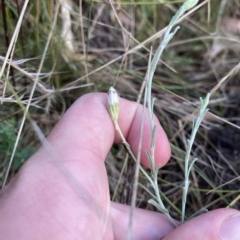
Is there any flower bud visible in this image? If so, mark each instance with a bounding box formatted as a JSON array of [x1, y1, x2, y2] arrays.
[[108, 87, 119, 121]]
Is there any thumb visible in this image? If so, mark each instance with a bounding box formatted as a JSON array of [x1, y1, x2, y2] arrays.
[[163, 208, 240, 240]]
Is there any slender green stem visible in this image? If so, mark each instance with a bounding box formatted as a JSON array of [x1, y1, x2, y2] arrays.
[[114, 120, 154, 187], [108, 0, 202, 229], [114, 120, 177, 227], [144, 0, 200, 225], [181, 93, 210, 223]]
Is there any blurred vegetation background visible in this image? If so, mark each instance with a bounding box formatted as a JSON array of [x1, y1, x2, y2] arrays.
[[0, 0, 240, 220]]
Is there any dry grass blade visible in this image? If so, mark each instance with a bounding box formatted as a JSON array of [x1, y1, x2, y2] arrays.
[[1, 0, 29, 102], [2, 1, 61, 188]]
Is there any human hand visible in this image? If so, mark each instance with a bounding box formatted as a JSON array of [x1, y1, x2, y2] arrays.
[[0, 92, 239, 240]]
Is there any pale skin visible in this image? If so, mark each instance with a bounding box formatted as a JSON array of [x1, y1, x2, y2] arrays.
[[0, 93, 239, 240]]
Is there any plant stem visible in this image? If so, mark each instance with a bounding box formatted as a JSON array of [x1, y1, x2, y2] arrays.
[[181, 93, 210, 223], [113, 120, 177, 227]]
